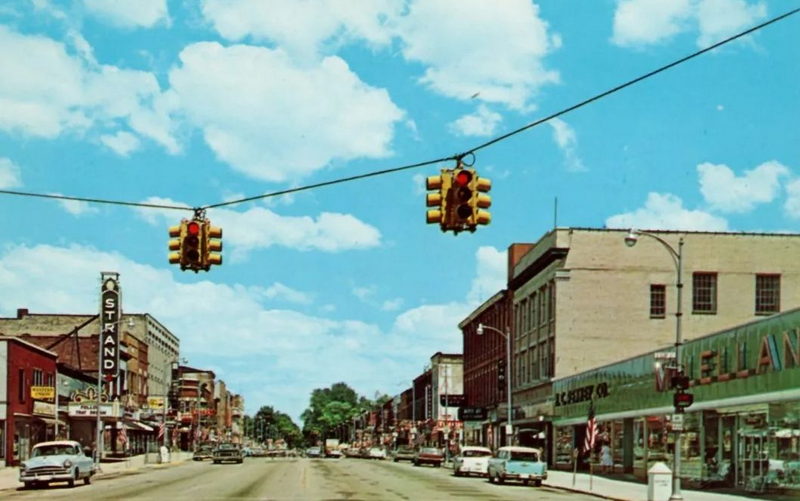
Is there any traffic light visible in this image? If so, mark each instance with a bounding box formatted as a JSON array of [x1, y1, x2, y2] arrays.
[[672, 374, 690, 391], [674, 391, 694, 412], [426, 169, 452, 228], [183, 219, 203, 271], [451, 168, 475, 225], [204, 222, 223, 268], [497, 359, 506, 392], [168, 223, 182, 265], [471, 174, 492, 226]]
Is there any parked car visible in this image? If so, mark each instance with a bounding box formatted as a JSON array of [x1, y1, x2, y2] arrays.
[[212, 443, 243, 464], [305, 446, 323, 458], [193, 445, 214, 461], [414, 447, 444, 467], [250, 447, 267, 457], [392, 445, 416, 462], [368, 447, 387, 460], [19, 440, 94, 489], [487, 446, 547, 486], [452, 446, 493, 477]]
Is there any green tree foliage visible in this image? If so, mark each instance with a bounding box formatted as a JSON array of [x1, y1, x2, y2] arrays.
[[301, 382, 382, 443], [247, 405, 302, 449]]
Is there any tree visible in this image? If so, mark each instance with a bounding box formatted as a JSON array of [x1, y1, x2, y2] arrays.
[[248, 405, 302, 449]]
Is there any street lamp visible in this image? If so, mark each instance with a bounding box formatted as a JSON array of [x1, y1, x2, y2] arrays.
[[95, 316, 135, 464], [476, 323, 513, 447], [624, 229, 684, 501]]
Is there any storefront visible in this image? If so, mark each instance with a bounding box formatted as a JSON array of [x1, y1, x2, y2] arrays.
[[551, 307, 800, 496]]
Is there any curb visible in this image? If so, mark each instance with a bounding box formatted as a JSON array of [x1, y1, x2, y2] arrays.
[[543, 481, 628, 501]]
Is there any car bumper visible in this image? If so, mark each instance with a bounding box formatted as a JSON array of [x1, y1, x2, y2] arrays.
[[457, 465, 488, 474], [503, 472, 547, 480], [20, 471, 73, 483]]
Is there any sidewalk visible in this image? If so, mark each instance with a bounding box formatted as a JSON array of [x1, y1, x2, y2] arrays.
[[544, 469, 759, 501], [0, 451, 193, 491]]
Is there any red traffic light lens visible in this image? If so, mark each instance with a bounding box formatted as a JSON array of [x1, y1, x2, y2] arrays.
[[187, 221, 200, 236], [454, 170, 472, 186]]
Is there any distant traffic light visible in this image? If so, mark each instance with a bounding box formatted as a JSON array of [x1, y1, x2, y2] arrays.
[[497, 359, 506, 393], [674, 391, 694, 412], [183, 220, 203, 270], [204, 222, 223, 268], [426, 169, 452, 227]]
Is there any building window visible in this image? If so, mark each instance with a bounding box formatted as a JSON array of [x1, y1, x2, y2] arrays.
[[18, 369, 25, 402], [755, 274, 780, 315], [693, 272, 717, 314], [650, 284, 666, 318], [33, 369, 43, 386]]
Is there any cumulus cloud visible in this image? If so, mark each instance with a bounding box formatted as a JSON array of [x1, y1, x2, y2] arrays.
[[0, 157, 22, 189], [698, 161, 789, 213], [611, 0, 766, 48], [49, 193, 99, 216], [549, 118, 586, 172], [0, 26, 179, 152], [397, 0, 560, 110], [83, 0, 170, 29], [467, 246, 507, 305], [605, 192, 729, 231], [449, 105, 502, 137], [783, 179, 800, 220], [261, 282, 313, 305], [100, 131, 141, 156], [200, 0, 401, 60], [169, 42, 404, 182], [135, 197, 382, 259]]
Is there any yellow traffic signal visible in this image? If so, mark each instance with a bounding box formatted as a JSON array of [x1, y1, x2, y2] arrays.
[[204, 222, 223, 267], [426, 169, 452, 228], [168, 223, 182, 265], [472, 175, 492, 226], [182, 220, 204, 271]]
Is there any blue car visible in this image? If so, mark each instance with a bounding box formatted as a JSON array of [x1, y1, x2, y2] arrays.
[[487, 446, 547, 486], [19, 440, 95, 489]]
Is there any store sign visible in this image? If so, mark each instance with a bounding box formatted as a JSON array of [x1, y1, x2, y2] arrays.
[[33, 401, 56, 415], [68, 402, 119, 417], [148, 397, 165, 409], [31, 386, 55, 400], [554, 382, 610, 407], [459, 407, 487, 421], [439, 394, 465, 407], [101, 274, 121, 380]]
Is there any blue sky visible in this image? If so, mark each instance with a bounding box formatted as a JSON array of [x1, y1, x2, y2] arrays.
[[0, 0, 797, 423]]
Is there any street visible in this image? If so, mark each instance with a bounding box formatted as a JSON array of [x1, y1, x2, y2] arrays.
[[3, 457, 597, 500]]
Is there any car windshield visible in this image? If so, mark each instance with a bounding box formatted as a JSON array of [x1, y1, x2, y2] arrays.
[[420, 448, 441, 455], [510, 451, 539, 461], [217, 444, 236, 450], [463, 449, 491, 458], [32, 445, 77, 457]]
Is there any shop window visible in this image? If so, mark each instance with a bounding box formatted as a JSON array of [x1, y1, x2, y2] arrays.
[[693, 272, 717, 314], [755, 274, 780, 315], [33, 369, 43, 386], [650, 284, 666, 318]]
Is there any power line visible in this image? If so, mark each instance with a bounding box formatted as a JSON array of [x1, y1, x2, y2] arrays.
[[1, 7, 797, 213]]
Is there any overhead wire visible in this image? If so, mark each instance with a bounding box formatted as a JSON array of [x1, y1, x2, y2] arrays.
[[0, 7, 797, 213]]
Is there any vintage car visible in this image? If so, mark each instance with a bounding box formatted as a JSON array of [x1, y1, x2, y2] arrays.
[[452, 446, 493, 477], [487, 446, 547, 486], [413, 447, 444, 467], [193, 445, 214, 461], [19, 440, 94, 489], [305, 446, 323, 458], [367, 447, 387, 460], [392, 445, 416, 463], [212, 443, 243, 464]]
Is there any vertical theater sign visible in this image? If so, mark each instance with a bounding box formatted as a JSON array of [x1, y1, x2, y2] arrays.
[[100, 272, 121, 383]]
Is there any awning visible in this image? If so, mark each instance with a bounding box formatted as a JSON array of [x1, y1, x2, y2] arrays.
[[33, 417, 66, 426], [123, 420, 154, 432]]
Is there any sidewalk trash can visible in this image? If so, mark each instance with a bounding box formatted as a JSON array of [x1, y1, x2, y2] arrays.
[[647, 462, 672, 501]]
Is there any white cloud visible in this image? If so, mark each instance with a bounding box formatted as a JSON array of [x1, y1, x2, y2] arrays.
[[549, 118, 586, 172], [605, 192, 729, 231], [611, 0, 693, 47], [49, 193, 99, 216], [83, 0, 170, 29], [135, 197, 382, 259], [698, 161, 789, 213], [449, 105, 502, 137], [467, 246, 506, 305], [611, 0, 767, 48], [261, 282, 313, 305], [783, 179, 800, 220], [352, 285, 375, 302], [696, 0, 766, 47], [100, 131, 141, 156], [381, 298, 404, 311], [200, 0, 401, 60], [0, 158, 22, 189], [169, 42, 404, 182], [398, 0, 560, 110], [0, 26, 179, 152]]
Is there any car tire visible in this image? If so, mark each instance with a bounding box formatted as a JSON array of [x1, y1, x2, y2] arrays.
[[23, 482, 33, 489], [488, 473, 494, 484], [413, 461, 419, 467], [533, 479, 542, 487], [453, 469, 460, 477], [523, 479, 529, 486], [84, 473, 91, 485], [435, 463, 441, 468], [496, 473, 504, 485], [68, 471, 77, 488]]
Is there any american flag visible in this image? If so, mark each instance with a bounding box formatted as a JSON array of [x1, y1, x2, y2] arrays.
[[583, 401, 597, 455], [119, 423, 128, 445], [157, 422, 165, 440]]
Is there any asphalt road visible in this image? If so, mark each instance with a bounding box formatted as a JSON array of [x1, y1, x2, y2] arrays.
[[4, 457, 599, 500]]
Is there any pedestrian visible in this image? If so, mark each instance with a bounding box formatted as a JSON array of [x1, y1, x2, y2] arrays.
[[600, 442, 613, 473]]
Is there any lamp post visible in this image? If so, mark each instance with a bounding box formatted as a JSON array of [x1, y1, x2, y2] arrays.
[[94, 316, 134, 464], [476, 323, 513, 447], [624, 229, 684, 501]]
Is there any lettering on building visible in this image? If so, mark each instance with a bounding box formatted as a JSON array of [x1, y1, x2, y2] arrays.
[[554, 382, 609, 407]]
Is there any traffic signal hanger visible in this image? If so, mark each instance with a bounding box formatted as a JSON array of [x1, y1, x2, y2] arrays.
[[426, 157, 492, 235], [168, 208, 223, 273]]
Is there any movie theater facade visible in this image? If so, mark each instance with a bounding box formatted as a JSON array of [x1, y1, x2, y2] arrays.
[[551, 307, 800, 495]]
